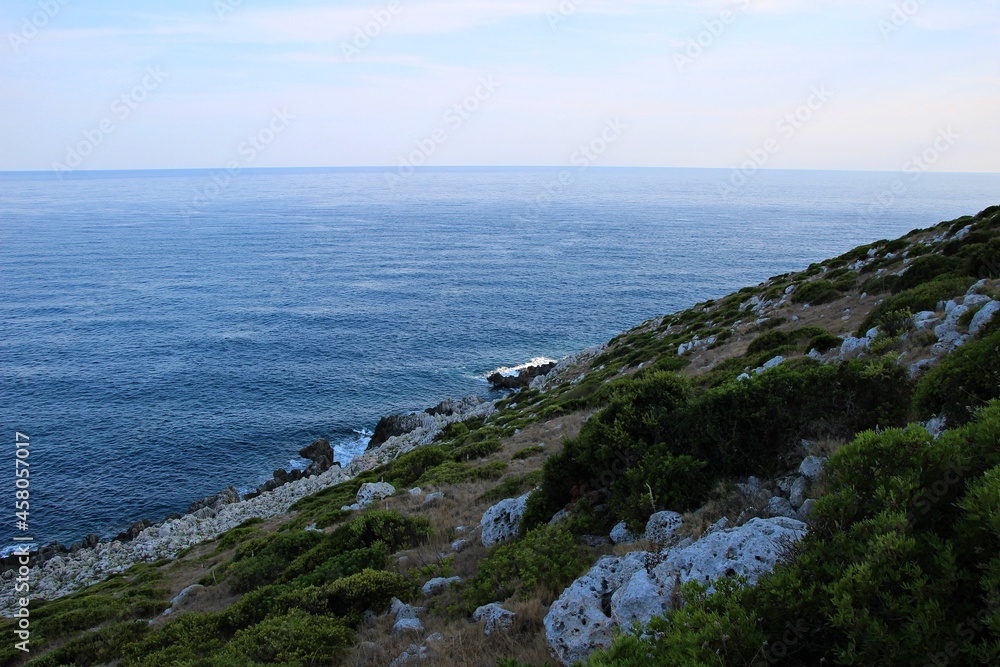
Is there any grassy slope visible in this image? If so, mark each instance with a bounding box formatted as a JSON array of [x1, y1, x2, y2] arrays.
[[3, 205, 999, 667]]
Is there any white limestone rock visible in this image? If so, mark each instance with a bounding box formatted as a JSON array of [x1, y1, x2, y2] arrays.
[[969, 300, 1000, 336], [422, 576, 461, 597], [789, 477, 810, 510], [544, 552, 646, 666], [610, 521, 640, 545], [473, 603, 516, 635], [798, 456, 826, 479], [658, 517, 807, 594], [481, 493, 530, 547], [766, 496, 799, 519], [644, 511, 684, 547], [357, 482, 395, 508]]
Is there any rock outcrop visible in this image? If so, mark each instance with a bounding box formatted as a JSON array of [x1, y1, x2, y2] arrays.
[[544, 517, 809, 666], [481, 493, 530, 547], [487, 362, 556, 390], [369, 414, 427, 449]]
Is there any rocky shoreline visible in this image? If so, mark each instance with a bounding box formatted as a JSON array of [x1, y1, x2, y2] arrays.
[[0, 359, 564, 617]]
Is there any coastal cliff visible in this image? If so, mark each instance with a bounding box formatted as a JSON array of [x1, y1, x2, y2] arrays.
[[3, 205, 1000, 666]]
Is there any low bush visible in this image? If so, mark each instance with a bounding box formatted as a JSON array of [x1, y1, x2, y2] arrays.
[[858, 275, 977, 335], [462, 525, 589, 611], [914, 327, 1000, 425], [792, 280, 841, 305]]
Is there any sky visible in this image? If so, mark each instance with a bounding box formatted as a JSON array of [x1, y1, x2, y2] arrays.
[[1, 0, 998, 173]]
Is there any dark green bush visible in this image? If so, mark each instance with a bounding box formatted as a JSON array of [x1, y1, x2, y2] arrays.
[[914, 327, 1000, 425], [222, 610, 352, 666], [894, 255, 962, 292], [808, 332, 843, 353], [792, 280, 841, 305], [462, 525, 589, 611], [524, 358, 912, 532]]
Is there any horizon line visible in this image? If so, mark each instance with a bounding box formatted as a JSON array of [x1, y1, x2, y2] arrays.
[[2, 165, 999, 178]]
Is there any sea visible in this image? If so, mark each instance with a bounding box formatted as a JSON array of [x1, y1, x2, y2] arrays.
[[1, 166, 998, 550]]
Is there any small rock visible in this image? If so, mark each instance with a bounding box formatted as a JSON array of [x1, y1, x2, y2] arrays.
[[766, 496, 798, 519], [610, 521, 640, 545], [548, 509, 571, 526], [451, 539, 470, 552], [969, 301, 1000, 336], [422, 576, 461, 597], [798, 456, 826, 479], [789, 477, 809, 510], [422, 492, 445, 505], [409, 487, 423, 496], [393, 617, 424, 635], [798, 499, 818, 521], [473, 602, 516, 635]]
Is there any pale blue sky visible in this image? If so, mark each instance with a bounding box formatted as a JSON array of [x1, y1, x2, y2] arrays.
[[1, 0, 997, 172]]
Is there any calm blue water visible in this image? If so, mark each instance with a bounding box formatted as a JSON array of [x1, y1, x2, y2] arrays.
[[1, 167, 998, 548]]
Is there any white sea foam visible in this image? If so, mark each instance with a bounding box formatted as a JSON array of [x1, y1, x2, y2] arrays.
[[484, 356, 557, 378]]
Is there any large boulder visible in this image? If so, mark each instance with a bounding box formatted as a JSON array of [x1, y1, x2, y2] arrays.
[[299, 437, 336, 475], [544, 552, 647, 666], [969, 300, 1000, 336], [357, 482, 395, 508], [487, 362, 556, 390], [425, 396, 482, 417], [473, 603, 516, 635], [187, 486, 240, 514], [544, 517, 809, 665], [658, 516, 807, 593], [368, 413, 426, 449], [481, 493, 530, 547]]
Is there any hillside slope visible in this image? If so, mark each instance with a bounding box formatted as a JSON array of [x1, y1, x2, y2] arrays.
[[2, 204, 999, 667]]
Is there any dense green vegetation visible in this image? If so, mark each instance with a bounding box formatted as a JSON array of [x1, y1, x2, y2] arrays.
[[523, 356, 911, 532], [1, 512, 428, 667], [589, 402, 1000, 666]]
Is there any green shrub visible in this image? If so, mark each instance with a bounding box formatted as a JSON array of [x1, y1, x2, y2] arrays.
[[591, 403, 1000, 666], [895, 255, 962, 292], [914, 327, 1000, 425], [326, 569, 411, 619], [222, 610, 352, 666], [479, 470, 543, 504], [462, 525, 589, 610], [417, 460, 507, 486], [215, 518, 265, 552], [746, 326, 827, 356], [858, 275, 977, 335], [808, 332, 843, 353], [792, 280, 841, 305], [512, 445, 545, 460], [122, 612, 226, 666]]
